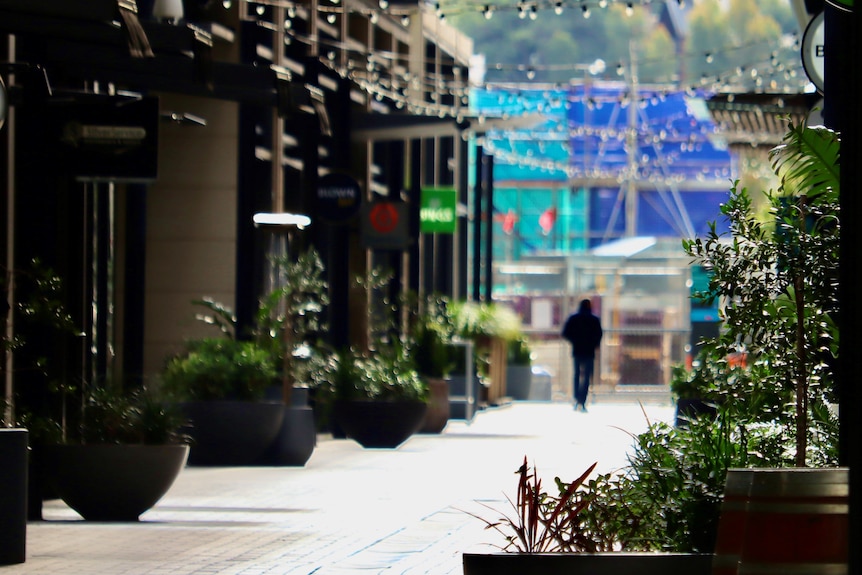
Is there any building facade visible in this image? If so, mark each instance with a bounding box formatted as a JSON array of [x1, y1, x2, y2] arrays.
[[0, 0, 477, 417]]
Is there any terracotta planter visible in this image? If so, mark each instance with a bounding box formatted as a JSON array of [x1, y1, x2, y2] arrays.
[[332, 400, 427, 448], [462, 552, 713, 575], [46, 443, 189, 521], [180, 400, 284, 466], [419, 377, 450, 434]]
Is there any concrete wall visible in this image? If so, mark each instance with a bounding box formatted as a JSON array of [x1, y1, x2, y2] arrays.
[[143, 93, 239, 380]]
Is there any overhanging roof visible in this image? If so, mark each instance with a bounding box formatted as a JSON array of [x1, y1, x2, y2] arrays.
[[706, 92, 821, 147], [351, 112, 545, 141]]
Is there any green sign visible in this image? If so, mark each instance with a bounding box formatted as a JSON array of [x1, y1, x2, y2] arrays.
[[420, 188, 457, 234]]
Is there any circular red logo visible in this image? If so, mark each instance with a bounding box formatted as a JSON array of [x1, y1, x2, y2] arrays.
[[369, 202, 399, 234]]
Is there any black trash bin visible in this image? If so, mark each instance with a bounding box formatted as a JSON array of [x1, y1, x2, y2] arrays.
[[0, 428, 28, 565]]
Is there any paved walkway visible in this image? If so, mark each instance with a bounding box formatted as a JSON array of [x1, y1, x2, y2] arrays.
[[5, 400, 676, 575]]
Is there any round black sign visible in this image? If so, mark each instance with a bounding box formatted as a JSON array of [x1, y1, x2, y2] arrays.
[[316, 172, 362, 223]]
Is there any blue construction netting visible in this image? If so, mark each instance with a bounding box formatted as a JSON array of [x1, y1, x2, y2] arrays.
[[473, 83, 734, 256]]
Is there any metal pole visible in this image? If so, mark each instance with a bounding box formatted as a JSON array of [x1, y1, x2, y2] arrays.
[[624, 40, 638, 237], [4, 36, 16, 424], [472, 146, 483, 301], [482, 154, 493, 300]]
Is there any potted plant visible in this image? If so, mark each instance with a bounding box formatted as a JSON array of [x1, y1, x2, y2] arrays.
[[461, 456, 713, 575], [668, 359, 721, 427], [680, 118, 844, 573], [44, 383, 190, 522], [450, 300, 524, 406], [505, 336, 533, 401], [1, 260, 84, 524], [310, 265, 429, 448], [160, 336, 284, 466], [189, 248, 328, 466], [325, 345, 429, 449], [409, 292, 456, 433]]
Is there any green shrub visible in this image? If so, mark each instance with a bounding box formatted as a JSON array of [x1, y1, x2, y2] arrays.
[[161, 338, 277, 401]]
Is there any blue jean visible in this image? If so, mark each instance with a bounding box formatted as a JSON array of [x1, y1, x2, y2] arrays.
[[573, 355, 594, 406]]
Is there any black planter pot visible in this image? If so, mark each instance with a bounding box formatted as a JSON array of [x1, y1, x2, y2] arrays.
[[46, 444, 189, 521], [27, 443, 62, 521], [675, 398, 717, 427], [332, 400, 427, 448], [255, 405, 317, 466], [505, 365, 532, 400], [180, 400, 284, 466], [0, 429, 28, 564], [462, 552, 713, 575]]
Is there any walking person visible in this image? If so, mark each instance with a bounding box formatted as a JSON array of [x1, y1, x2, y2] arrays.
[[561, 298, 603, 412]]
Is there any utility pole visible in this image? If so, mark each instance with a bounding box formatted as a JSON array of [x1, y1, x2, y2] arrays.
[[624, 40, 639, 237]]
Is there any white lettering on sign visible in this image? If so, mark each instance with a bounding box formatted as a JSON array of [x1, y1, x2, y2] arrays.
[[319, 187, 357, 199], [801, 12, 824, 93], [421, 207, 455, 222], [80, 125, 147, 141]]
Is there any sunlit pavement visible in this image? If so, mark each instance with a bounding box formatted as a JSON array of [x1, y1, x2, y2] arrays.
[[7, 400, 675, 575]]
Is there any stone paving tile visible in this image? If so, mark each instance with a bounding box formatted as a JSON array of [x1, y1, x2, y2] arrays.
[[3, 401, 675, 575]]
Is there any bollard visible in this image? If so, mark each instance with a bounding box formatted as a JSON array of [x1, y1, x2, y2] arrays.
[[0, 428, 28, 565]]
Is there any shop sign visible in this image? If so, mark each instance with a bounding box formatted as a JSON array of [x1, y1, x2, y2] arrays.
[[317, 172, 362, 223], [361, 200, 410, 250], [802, 11, 825, 93], [420, 188, 457, 234]]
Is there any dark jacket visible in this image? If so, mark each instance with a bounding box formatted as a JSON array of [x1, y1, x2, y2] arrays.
[[562, 302, 603, 358]]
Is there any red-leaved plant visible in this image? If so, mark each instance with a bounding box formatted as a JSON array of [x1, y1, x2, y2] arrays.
[[463, 457, 598, 553]]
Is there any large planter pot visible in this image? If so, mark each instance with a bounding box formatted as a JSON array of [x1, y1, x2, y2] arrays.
[[255, 387, 317, 466], [332, 400, 427, 448], [256, 406, 317, 466], [505, 365, 532, 400], [713, 467, 848, 575], [180, 400, 284, 466], [462, 552, 713, 575], [419, 377, 450, 434], [27, 443, 61, 521], [46, 443, 189, 521], [0, 429, 28, 564]]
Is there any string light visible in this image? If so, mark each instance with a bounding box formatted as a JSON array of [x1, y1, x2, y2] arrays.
[[245, 0, 807, 123]]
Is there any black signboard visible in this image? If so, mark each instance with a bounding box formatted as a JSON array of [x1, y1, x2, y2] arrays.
[[316, 172, 362, 223], [49, 95, 159, 182]]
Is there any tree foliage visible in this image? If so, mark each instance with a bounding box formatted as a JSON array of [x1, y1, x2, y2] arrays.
[[450, 1, 794, 85], [682, 119, 840, 467]]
